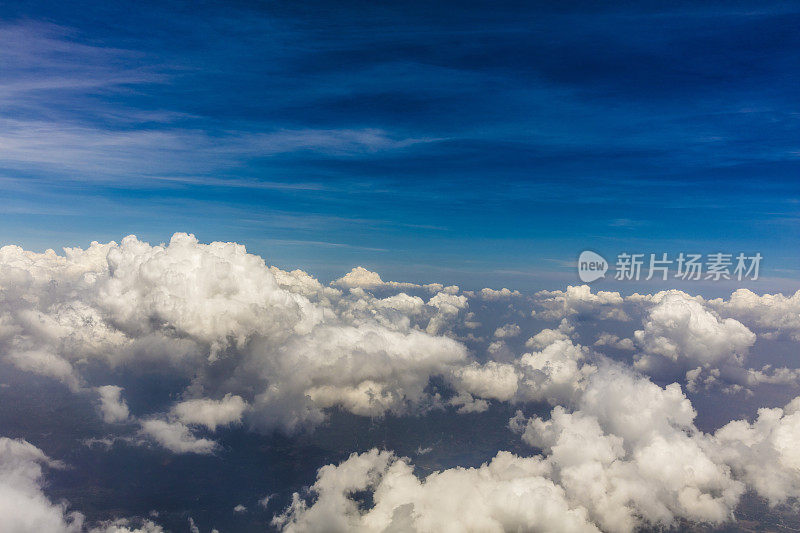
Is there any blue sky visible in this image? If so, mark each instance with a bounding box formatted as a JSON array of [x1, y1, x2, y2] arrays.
[[1, 1, 798, 291]]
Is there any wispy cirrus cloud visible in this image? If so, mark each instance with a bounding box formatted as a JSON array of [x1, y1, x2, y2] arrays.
[[0, 22, 441, 190], [0, 118, 440, 180]]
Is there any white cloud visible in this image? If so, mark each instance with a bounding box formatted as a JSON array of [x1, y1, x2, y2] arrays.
[[0, 234, 471, 433], [277, 358, 800, 532], [633, 291, 755, 371], [4, 348, 82, 392], [471, 287, 522, 300], [0, 437, 84, 532], [709, 289, 800, 341], [332, 267, 445, 294], [373, 293, 427, 317], [273, 449, 599, 533], [138, 419, 217, 455], [0, 435, 169, 531], [515, 364, 744, 532], [686, 364, 800, 395], [515, 339, 595, 405], [425, 292, 468, 335], [493, 323, 520, 339], [5, 232, 800, 531], [270, 267, 342, 301], [711, 396, 800, 505], [536, 285, 626, 320], [452, 361, 519, 403], [743, 365, 800, 386], [87, 519, 164, 533], [453, 336, 595, 410], [332, 267, 386, 290], [525, 319, 574, 350], [97, 385, 131, 424], [594, 333, 635, 351], [170, 394, 247, 431]]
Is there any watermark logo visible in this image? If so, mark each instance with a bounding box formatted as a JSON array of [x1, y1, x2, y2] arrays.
[[577, 251, 762, 282], [578, 250, 608, 283]]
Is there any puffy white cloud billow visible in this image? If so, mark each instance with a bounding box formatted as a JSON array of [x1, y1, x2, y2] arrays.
[[0, 234, 474, 437], [633, 290, 755, 372]]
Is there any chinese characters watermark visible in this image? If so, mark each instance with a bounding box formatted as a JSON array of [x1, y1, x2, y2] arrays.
[[578, 251, 761, 283]]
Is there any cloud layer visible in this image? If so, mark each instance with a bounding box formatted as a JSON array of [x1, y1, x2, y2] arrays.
[[279, 360, 800, 532], [0, 234, 476, 439], [1, 235, 799, 531]]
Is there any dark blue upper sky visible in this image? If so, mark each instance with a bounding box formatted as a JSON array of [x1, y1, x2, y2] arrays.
[[1, 0, 798, 291]]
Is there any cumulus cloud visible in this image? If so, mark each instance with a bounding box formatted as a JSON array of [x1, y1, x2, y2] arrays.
[[87, 519, 165, 533], [514, 339, 596, 405], [633, 291, 755, 372], [0, 234, 472, 434], [0, 435, 166, 531], [0, 437, 83, 532], [473, 287, 522, 300], [4, 234, 647, 441], [743, 365, 800, 386], [613, 288, 800, 392], [332, 267, 443, 294], [282, 332, 735, 532], [281, 361, 799, 532], [711, 396, 800, 505], [332, 267, 387, 290], [92, 387, 231, 454], [424, 292, 468, 335], [170, 394, 247, 431], [514, 364, 744, 532], [451, 361, 519, 410], [709, 289, 800, 341], [492, 323, 520, 339], [593, 333, 634, 351], [525, 319, 574, 350], [685, 364, 800, 395], [273, 449, 599, 533], [97, 385, 130, 424], [138, 419, 217, 455], [269, 266, 341, 301], [536, 285, 627, 321], [4, 233, 800, 531], [453, 336, 594, 417]]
